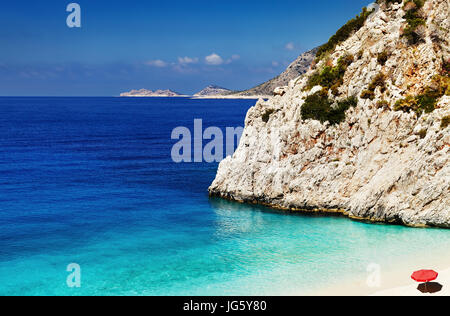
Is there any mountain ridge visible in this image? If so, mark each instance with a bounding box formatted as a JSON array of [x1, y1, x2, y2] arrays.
[[232, 48, 318, 97]]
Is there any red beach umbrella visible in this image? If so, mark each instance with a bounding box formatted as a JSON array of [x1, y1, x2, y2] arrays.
[[411, 270, 438, 283]]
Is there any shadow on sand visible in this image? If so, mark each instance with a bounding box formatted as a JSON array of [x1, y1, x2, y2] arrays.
[[417, 282, 443, 294]]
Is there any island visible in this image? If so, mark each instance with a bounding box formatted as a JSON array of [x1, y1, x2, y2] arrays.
[[193, 85, 234, 97], [120, 89, 186, 97]]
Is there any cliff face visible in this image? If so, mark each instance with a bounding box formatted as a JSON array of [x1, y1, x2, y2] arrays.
[[209, 0, 450, 228], [233, 48, 318, 97]]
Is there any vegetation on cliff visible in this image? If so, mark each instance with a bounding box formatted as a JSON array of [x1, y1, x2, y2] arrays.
[[306, 55, 354, 95], [262, 109, 276, 123], [376, 0, 428, 44], [315, 8, 374, 62], [441, 115, 450, 129], [442, 59, 450, 77], [377, 51, 390, 65], [394, 75, 449, 115], [360, 73, 387, 100], [301, 90, 357, 125], [402, 0, 427, 44], [394, 60, 449, 115]]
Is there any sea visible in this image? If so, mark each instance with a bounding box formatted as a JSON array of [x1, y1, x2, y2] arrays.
[[0, 97, 448, 295]]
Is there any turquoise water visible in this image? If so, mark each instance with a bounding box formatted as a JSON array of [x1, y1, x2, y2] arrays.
[[0, 97, 448, 296]]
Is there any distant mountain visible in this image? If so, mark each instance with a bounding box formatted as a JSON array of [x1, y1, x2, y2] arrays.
[[194, 85, 234, 97], [233, 47, 318, 97], [120, 89, 184, 97], [119, 48, 317, 98]]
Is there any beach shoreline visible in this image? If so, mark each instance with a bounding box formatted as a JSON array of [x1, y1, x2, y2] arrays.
[[311, 248, 450, 296], [371, 267, 450, 296]]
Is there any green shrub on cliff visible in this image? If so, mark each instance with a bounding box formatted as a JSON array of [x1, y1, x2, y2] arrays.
[[306, 55, 354, 95], [262, 109, 275, 123], [360, 73, 387, 100], [377, 51, 389, 65], [376, 0, 427, 44], [432, 75, 450, 96], [418, 128, 428, 139], [301, 90, 357, 125], [376, 100, 390, 109], [441, 116, 450, 129], [393, 92, 439, 115], [360, 90, 376, 100], [402, 0, 427, 44], [393, 76, 447, 116], [369, 73, 387, 92], [442, 59, 450, 77], [315, 8, 374, 62]]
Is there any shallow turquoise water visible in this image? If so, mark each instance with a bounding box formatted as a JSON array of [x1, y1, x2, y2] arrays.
[[0, 97, 448, 296]]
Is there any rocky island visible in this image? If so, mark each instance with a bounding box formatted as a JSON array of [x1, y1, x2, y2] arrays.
[[192, 49, 317, 99], [120, 89, 185, 97], [194, 85, 235, 97], [209, 0, 450, 228]]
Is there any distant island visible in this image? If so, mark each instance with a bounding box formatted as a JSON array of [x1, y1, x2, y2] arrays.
[[192, 49, 317, 98], [120, 89, 186, 97], [193, 85, 234, 97], [119, 48, 318, 99]]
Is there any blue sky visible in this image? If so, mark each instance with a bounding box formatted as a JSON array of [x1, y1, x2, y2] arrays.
[[0, 0, 373, 96]]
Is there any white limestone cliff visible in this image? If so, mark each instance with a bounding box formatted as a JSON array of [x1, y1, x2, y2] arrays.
[[209, 0, 450, 228]]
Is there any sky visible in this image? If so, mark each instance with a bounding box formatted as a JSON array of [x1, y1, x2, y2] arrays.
[[0, 0, 373, 96]]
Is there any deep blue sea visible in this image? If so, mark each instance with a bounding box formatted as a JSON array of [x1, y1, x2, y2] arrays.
[[0, 97, 449, 296]]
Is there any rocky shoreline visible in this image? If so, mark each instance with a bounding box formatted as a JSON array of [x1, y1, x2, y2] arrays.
[[208, 194, 433, 228], [209, 0, 449, 228]]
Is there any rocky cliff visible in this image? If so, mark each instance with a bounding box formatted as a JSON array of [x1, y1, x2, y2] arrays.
[[233, 48, 318, 97], [209, 0, 450, 228]]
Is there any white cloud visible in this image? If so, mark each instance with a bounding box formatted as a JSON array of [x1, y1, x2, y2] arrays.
[[285, 42, 295, 51], [145, 59, 168, 67], [205, 53, 224, 65], [272, 61, 279, 67], [178, 56, 199, 65]]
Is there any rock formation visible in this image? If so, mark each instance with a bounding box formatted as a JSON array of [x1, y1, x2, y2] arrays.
[[194, 85, 235, 97], [120, 89, 184, 97], [209, 0, 450, 228], [232, 48, 318, 97]]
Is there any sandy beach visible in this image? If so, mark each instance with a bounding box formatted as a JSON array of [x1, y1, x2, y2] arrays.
[[371, 268, 450, 296], [313, 249, 450, 296]]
